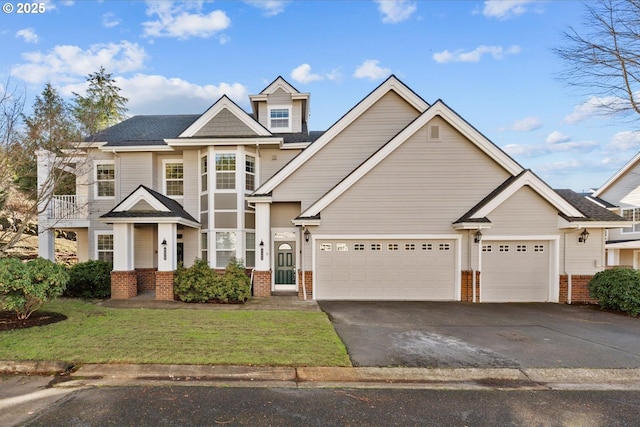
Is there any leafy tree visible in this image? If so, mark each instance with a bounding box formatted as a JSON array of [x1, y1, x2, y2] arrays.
[[555, 0, 640, 119], [0, 257, 69, 319], [73, 66, 128, 136]]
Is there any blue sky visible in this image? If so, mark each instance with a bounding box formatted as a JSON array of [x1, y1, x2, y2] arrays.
[[1, 0, 638, 191]]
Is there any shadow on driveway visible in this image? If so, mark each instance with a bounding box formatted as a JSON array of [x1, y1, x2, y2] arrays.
[[318, 301, 640, 368]]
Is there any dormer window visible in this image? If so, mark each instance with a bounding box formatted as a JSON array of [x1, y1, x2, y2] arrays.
[[269, 106, 291, 132]]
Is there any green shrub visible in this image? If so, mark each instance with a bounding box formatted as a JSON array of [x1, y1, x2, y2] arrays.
[[65, 260, 112, 299], [588, 267, 640, 317], [174, 258, 250, 303], [0, 257, 69, 319]]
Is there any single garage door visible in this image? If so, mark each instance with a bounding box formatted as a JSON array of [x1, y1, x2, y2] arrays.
[[315, 239, 456, 300], [481, 240, 550, 302]]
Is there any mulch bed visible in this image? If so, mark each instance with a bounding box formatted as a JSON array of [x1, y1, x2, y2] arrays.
[[0, 311, 67, 331]]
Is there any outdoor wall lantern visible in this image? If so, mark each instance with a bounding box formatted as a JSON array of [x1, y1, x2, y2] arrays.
[[304, 228, 311, 243], [161, 238, 167, 260], [579, 229, 590, 244], [474, 230, 482, 244]]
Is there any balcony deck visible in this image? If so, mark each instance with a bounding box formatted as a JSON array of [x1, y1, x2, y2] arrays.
[[46, 195, 90, 227]]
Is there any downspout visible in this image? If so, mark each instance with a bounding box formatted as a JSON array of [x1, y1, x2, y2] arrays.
[[301, 226, 307, 300], [469, 230, 476, 303], [564, 231, 571, 304]]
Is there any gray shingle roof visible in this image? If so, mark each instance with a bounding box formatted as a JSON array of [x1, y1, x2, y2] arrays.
[[93, 115, 199, 147], [100, 185, 199, 225], [555, 189, 626, 222]]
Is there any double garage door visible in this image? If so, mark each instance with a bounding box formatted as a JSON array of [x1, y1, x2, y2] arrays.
[[315, 238, 552, 302], [315, 239, 456, 300]]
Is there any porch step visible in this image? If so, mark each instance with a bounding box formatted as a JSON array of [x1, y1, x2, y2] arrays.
[[271, 291, 298, 297]]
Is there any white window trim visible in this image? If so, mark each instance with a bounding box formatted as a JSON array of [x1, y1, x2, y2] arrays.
[[94, 230, 114, 262], [162, 159, 184, 199], [214, 151, 237, 192], [245, 154, 256, 193], [200, 154, 208, 195], [93, 160, 115, 200], [215, 230, 237, 269], [268, 105, 292, 132]]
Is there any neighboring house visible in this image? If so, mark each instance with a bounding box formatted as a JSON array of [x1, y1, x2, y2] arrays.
[[590, 152, 640, 268], [37, 75, 627, 303]]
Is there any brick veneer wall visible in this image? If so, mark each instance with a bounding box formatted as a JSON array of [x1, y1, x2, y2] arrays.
[[111, 271, 137, 299], [136, 268, 157, 291], [297, 270, 313, 299], [460, 270, 481, 302], [559, 274, 597, 304], [253, 270, 271, 297], [155, 271, 174, 300]]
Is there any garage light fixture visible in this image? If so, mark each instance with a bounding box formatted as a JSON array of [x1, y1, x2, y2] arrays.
[[474, 230, 482, 244], [578, 229, 589, 244], [304, 228, 311, 243]]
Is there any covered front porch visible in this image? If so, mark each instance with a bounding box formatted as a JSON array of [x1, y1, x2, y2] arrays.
[[100, 185, 200, 300]]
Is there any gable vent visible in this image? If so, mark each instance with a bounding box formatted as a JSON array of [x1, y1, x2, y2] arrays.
[[429, 125, 440, 141]]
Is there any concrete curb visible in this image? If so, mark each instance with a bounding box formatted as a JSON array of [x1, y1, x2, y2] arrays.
[[0, 360, 72, 375]]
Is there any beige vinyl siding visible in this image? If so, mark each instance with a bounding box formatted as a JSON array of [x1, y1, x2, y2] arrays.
[[271, 202, 301, 228], [120, 152, 153, 199], [194, 109, 258, 137], [273, 91, 422, 209], [182, 150, 199, 218], [619, 249, 634, 267], [598, 162, 640, 205], [259, 148, 301, 183], [256, 89, 303, 133], [564, 228, 605, 275], [182, 228, 199, 267], [76, 229, 89, 263], [134, 226, 155, 268], [484, 186, 559, 236], [315, 119, 511, 235]]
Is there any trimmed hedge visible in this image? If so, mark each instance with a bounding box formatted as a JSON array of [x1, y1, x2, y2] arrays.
[[174, 258, 250, 303], [65, 260, 112, 299], [588, 267, 640, 317]]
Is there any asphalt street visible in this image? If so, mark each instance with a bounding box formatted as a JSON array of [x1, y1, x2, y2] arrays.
[[15, 386, 640, 427]]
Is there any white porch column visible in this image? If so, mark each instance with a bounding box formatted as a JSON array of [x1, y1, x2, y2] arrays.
[[36, 150, 56, 260], [158, 223, 177, 271], [255, 202, 271, 271], [113, 223, 135, 271]]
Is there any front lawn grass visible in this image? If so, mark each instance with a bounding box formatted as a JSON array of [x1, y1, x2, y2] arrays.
[[0, 299, 351, 367]]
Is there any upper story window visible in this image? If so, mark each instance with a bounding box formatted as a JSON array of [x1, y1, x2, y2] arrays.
[[164, 161, 184, 196], [622, 208, 640, 233], [269, 106, 291, 132], [245, 155, 255, 191], [216, 153, 236, 190], [200, 155, 208, 193], [95, 161, 115, 198]]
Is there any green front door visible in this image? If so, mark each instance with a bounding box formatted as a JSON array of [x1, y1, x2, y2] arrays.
[[275, 242, 295, 285]]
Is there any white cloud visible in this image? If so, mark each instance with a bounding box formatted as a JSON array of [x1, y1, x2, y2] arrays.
[[11, 41, 147, 84], [114, 74, 249, 115], [502, 143, 546, 157], [375, 0, 417, 24], [243, 0, 289, 16], [16, 28, 38, 44], [290, 64, 340, 84], [564, 96, 630, 124], [502, 139, 597, 158], [537, 159, 584, 174], [353, 60, 391, 80], [507, 116, 542, 132], [482, 0, 535, 20], [546, 130, 570, 144], [102, 12, 121, 28], [608, 131, 640, 151], [433, 45, 520, 64], [143, 1, 230, 40]]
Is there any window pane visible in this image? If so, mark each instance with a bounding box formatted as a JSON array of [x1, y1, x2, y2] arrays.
[[98, 181, 115, 197], [216, 154, 236, 171], [216, 172, 235, 189], [216, 232, 236, 250], [166, 180, 184, 196]]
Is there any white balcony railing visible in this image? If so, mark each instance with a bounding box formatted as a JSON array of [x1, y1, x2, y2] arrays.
[[47, 195, 89, 220]]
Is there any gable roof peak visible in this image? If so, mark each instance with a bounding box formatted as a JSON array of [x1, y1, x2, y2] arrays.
[[258, 75, 302, 95]]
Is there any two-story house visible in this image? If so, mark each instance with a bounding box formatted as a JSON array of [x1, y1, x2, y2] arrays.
[[590, 153, 640, 268], [37, 75, 627, 303]]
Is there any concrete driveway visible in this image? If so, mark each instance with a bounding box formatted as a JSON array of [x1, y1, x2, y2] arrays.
[[318, 301, 640, 368]]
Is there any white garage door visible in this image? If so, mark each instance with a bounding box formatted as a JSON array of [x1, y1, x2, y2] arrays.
[[481, 240, 550, 302], [315, 239, 456, 300]]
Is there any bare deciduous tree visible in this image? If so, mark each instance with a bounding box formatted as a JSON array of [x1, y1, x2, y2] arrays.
[[555, 0, 640, 118]]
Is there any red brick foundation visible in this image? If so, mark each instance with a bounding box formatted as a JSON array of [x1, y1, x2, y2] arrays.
[[461, 270, 481, 302], [111, 271, 138, 299], [559, 274, 597, 304], [298, 270, 313, 299], [253, 270, 271, 297], [155, 271, 175, 301], [136, 268, 157, 291]]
